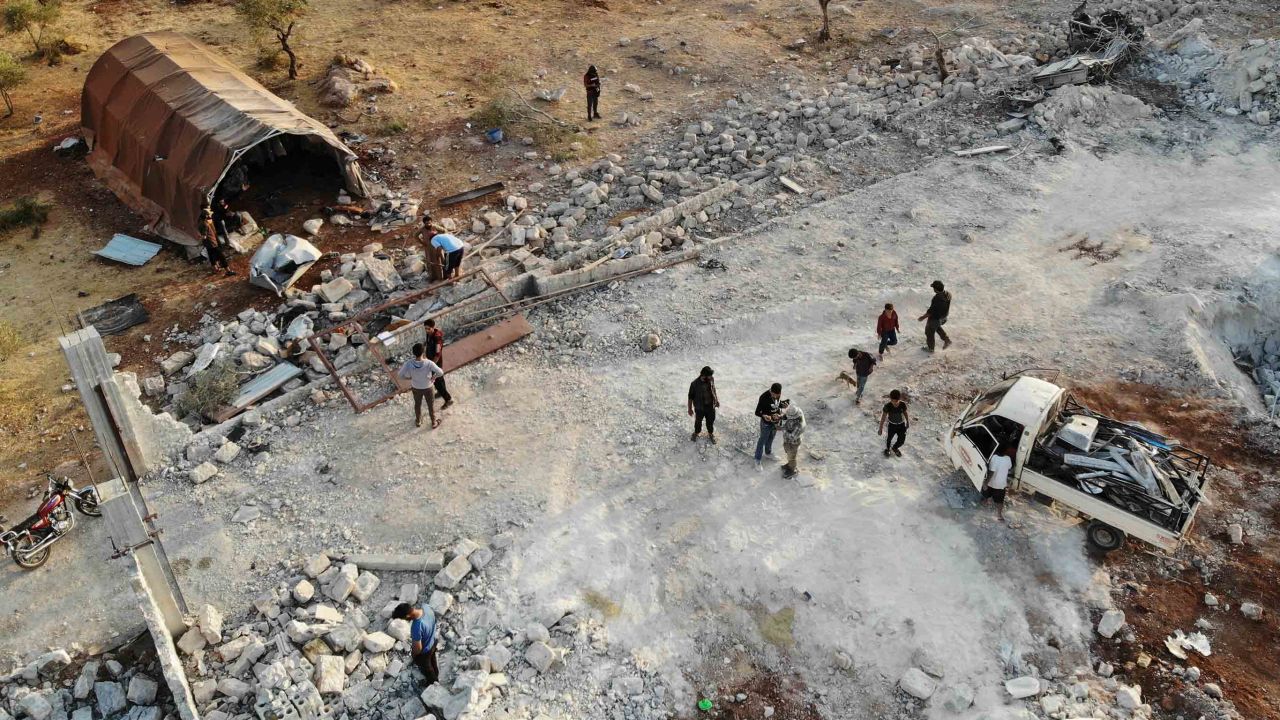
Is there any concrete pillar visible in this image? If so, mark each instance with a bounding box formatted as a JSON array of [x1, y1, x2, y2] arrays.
[[58, 327, 188, 636]]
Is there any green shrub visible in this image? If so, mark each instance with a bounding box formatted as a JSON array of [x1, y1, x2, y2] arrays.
[[0, 196, 51, 233], [175, 361, 239, 420]]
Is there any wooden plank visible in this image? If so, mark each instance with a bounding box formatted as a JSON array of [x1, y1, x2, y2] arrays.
[[442, 314, 534, 371], [439, 181, 505, 206], [778, 176, 807, 194], [953, 145, 1012, 157]]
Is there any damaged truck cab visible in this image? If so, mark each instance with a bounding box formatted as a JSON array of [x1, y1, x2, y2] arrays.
[[944, 373, 1211, 553]]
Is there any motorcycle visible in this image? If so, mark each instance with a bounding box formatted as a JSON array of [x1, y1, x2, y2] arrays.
[[0, 475, 101, 569]]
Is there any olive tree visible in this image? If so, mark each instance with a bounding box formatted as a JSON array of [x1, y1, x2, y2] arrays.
[[0, 51, 25, 117], [235, 0, 308, 79], [2, 0, 62, 56]]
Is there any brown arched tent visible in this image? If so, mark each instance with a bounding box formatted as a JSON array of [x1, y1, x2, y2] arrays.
[[81, 31, 367, 247]]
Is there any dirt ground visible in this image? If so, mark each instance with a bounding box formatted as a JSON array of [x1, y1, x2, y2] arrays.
[[5, 121, 1279, 716], [3, 1, 1280, 719], [0, 0, 1072, 492]]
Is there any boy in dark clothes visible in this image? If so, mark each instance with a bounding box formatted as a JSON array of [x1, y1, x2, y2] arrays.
[[878, 389, 910, 457], [687, 366, 720, 444], [839, 348, 877, 404]]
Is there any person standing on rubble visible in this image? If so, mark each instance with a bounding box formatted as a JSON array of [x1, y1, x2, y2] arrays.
[[200, 201, 234, 277], [878, 389, 910, 457], [429, 225, 467, 280], [839, 348, 877, 404], [392, 603, 439, 686], [424, 318, 453, 410], [754, 383, 784, 469], [398, 343, 444, 429], [981, 445, 1014, 522], [876, 303, 900, 359], [584, 65, 602, 121], [688, 366, 720, 444], [918, 280, 952, 352], [780, 403, 806, 479]]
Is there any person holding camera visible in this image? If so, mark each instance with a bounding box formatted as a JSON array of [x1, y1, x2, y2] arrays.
[[753, 383, 784, 469]]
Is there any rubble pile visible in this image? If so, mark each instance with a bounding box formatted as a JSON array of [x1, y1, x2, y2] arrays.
[[320, 56, 398, 108], [1031, 84, 1155, 132], [1, 647, 179, 720], [8, 537, 668, 720]]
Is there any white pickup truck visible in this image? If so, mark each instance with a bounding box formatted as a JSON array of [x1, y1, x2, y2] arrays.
[[944, 372, 1211, 553]]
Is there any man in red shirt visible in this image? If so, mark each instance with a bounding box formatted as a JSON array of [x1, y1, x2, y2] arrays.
[[423, 319, 453, 409], [876, 303, 899, 359]]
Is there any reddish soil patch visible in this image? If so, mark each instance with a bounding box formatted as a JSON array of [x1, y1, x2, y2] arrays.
[[703, 671, 823, 720], [1075, 381, 1280, 720]]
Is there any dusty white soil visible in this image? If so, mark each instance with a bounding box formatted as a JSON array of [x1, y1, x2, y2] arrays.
[[6, 110, 1278, 716]]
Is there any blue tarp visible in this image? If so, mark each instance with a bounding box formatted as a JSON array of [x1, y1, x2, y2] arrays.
[[95, 234, 162, 266]]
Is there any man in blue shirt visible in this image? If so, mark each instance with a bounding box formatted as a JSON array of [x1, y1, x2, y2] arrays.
[[393, 603, 439, 685], [426, 221, 467, 279]]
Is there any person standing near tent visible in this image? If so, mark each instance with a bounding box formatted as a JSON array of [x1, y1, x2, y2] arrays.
[[584, 65, 602, 121], [200, 202, 234, 277]]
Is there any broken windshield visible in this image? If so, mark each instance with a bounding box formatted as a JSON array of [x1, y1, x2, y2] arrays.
[[962, 377, 1019, 424]]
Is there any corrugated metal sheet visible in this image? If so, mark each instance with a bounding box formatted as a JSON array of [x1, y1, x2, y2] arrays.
[[232, 362, 303, 408], [95, 234, 163, 266]]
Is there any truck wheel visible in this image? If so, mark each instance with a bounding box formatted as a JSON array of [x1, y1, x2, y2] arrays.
[[1086, 520, 1125, 553]]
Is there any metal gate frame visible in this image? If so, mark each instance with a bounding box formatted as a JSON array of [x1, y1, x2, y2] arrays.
[[305, 267, 525, 412]]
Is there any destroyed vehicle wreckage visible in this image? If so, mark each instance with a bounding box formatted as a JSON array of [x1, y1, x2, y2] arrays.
[[1031, 4, 1145, 89], [946, 373, 1210, 553]]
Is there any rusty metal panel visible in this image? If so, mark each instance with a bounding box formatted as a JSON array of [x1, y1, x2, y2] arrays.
[[443, 314, 533, 371]]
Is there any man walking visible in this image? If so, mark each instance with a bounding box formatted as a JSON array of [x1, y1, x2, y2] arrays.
[[398, 343, 444, 429], [687, 366, 720, 444], [981, 445, 1014, 522], [876, 303, 899, 359], [780, 403, 806, 478], [839, 348, 877, 404], [878, 389, 910, 457], [918, 280, 952, 352], [423, 319, 453, 410], [754, 383, 784, 469], [392, 603, 439, 686]]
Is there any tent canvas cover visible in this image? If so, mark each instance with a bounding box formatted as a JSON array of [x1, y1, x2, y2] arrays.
[[81, 32, 367, 247]]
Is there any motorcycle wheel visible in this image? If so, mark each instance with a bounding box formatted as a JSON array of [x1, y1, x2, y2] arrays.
[[75, 490, 102, 518], [11, 537, 51, 569]]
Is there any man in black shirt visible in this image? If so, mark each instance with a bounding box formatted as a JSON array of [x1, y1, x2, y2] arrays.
[[839, 348, 877, 404], [423, 319, 453, 409], [917, 280, 952, 352], [753, 383, 783, 468], [878, 389, 910, 457], [687, 366, 720, 444]]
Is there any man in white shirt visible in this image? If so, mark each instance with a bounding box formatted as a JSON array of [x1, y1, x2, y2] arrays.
[[981, 445, 1014, 521], [398, 343, 444, 429]]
